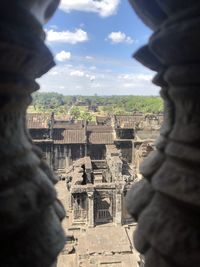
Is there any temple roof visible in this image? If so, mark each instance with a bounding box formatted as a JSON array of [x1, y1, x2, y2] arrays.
[[115, 115, 143, 124], [87, 125, 113, 132], [53, 129, 86, 144], [88, 132, 114, 144], [53, 122, 84, 130], [26, 113, 51, 129], [54, 114, 72, 121], [96, 116, 111, 124]]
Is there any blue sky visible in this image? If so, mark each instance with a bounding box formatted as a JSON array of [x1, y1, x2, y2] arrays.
[[38, 0, 159, 96]]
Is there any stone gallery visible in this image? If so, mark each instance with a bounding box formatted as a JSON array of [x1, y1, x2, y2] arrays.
[[1, 0, 198, 266], [27, 112, 162, 266]]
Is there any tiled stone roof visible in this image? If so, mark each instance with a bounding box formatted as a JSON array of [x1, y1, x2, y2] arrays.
[[88, 132, 114, 144], [96, 116, 111, 125], [115, 115, 144, 125], [87, 125, 113, 132], [53, 129, 86, 144], [54, 114, 72, 121], [26, 113, 51, 129], [53, 122, 84, 130]]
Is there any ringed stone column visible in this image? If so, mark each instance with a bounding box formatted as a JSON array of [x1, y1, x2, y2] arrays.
[[0, 1, 65, 267], [126, 1, 200, 266]]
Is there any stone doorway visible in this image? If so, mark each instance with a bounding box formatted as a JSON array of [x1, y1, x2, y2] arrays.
[[95, 194, 113, 225]]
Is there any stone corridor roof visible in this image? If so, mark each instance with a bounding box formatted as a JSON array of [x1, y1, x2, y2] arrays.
[[96, 116, 111, 125], [27, 112, 162, 144], [88, 132, 114, 144], [115, 115, 143, 126], [53, 122, 83, 130], [53, 129, 86, 144], [26, 113, 51, 129], [87, 125, 113, 132]]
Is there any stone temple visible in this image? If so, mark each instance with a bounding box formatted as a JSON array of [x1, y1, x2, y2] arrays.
[[27, 112, 163, 267], [26, 112, 162, 173], [3, 0, 200, 266]]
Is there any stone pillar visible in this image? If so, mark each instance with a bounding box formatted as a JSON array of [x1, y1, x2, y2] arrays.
[[68, 192, 73, 212], [68, 146, 72, 161], [115, 189, 122, 225], [80, 144, 83, 158], [86, 169, 92, 183], [88, 191, 94, 227], [54, 145, 59, 170], [66, 156, 70, 169], [131, 140, 135, 165], [127, 1, 200, 267], [50, 141, 54, 169], [0, 1, 65, 267], [85, 143, 88, 157]]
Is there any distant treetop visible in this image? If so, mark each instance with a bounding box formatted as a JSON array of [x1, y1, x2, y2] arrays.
[[31, 92, 163, 115]]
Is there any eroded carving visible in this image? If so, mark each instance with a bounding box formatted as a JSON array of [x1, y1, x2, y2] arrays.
[[127, 1, 200, 266], [0, 1, 65, 267]]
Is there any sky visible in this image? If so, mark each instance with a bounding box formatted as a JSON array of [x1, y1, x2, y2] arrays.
[[38, 0, 159, 96]]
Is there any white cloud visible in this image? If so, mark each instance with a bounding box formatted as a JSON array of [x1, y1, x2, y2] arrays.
[[92, 83, 101, 88], [123, 83, 135, 88], [107, 31, 134, 44], [38, 63, 158, 96], [90, 66, 97, 70], [90, 75, 96, 82], [85, 56, 94, 60], [48, 70, 59, 76], [119, 73, 153, 81], [86, 74, 96, 81], [70, 70, 96, 81], [70, 70, 85, 77], [119, 73, 154, 91], [50, 25, 58, 30], [46, 29, 88, 44], [55, 51, 71, 62], [60, 0, 120, 17]]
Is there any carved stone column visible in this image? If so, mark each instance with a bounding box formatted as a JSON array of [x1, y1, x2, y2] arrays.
[[88, 191, 94, 227], [0, 1, 65, 266], [127, 1, 200, 266]]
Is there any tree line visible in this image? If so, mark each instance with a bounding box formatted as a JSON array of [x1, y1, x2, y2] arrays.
[[31, 92, 163, 116]]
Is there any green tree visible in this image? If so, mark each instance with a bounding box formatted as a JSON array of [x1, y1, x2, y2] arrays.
[[80, 111, 93, 121], [70, 107, 81, 119], [31, 93, 163, 115]]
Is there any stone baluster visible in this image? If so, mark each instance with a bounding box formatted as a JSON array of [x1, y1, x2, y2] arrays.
[[0, 1, 65, 266], [126, 1, 200, 266]]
